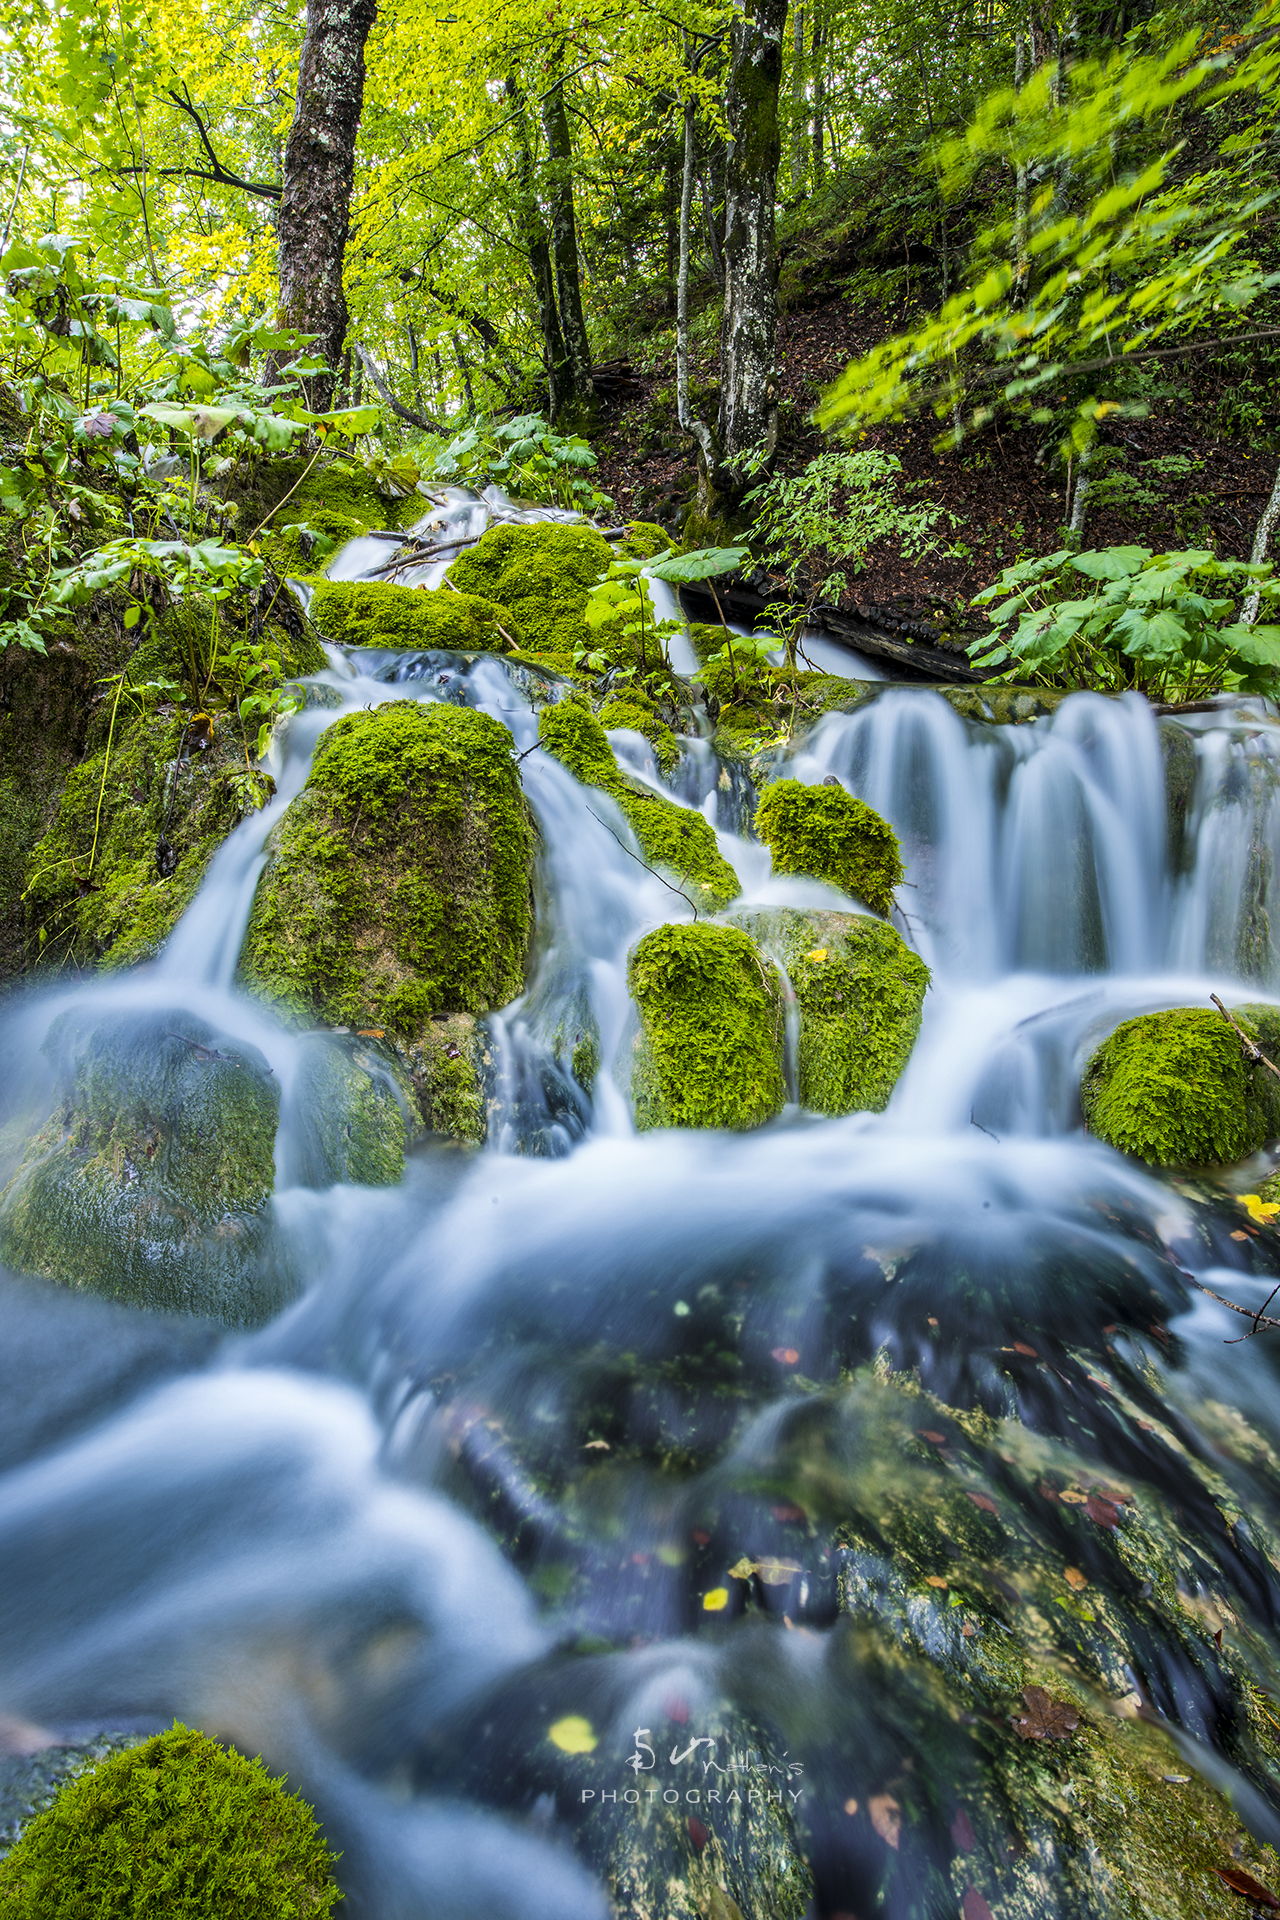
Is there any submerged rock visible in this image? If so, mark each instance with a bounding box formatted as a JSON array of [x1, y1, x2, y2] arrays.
[[0, 1008, 286, 1322], [754, 779, 904, 917], [240, 700, 532, 1141], [539, 699, 739, 911], [308, 579, 515, 653], [627, 923, 785, 1131], [730, 906, 929, 1114], [1081, 1003, 1280, 1166]]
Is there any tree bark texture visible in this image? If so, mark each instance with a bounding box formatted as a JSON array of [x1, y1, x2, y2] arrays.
[[790, 5, 806, 191], [506, 78, 573, 418], [540, 65, 595, 413], [716, 0, 789, 489], [272, 0, 376, 409], [1243, 458, 1280, 625]]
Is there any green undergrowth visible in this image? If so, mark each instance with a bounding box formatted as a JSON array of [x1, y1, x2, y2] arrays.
[[307, 579, 514, 653], [731, 905, 930, 1113], [0, 1722, 340, 1917], [628, 921, 785, 1129], [538, 697, 739, 909], [240, 698, 533, 1039], [1081, 1004, 1280, 1166], [755, 778, 905, 916]]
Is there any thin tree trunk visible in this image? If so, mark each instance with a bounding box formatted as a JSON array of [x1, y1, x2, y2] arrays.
[[790, 5, 806, 192], [540, 60, 594, 413], [811, 9, 825, 188], [506, 78, 572, 418], [1013, 27, 1029, 291], [1243, 459, 1280, 624], [270, 0, 376, 409], [677, 95, 719, 480], [1068, 437, 1094, 540]]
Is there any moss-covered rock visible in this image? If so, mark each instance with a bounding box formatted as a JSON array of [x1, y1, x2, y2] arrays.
[[286, 1032, 410, 1187], [447, 522, 617, 662], [308, 579, 515, 653], [409, 1011, 490, 1144], [730, 906, 929, 1114], [1081, 1004, 1280, 1166], [539, 699, 739, 911], [754, 779, 904, 917], [0, 1008, 286, 1322], [627, 922, 785, 1130], [0, 1722, 340, 1916], [597, 692, 680, 774], [252, 455, 422, 580], [240, 701, 531, 1139]]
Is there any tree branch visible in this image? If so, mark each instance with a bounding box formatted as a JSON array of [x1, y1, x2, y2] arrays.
[[162, 87, 282, 199], [354, 344, 448, 430]]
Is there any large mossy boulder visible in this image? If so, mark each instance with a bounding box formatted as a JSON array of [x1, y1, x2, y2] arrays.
[[254, 456, 421, 579], [240, 700, 533, 1139], [539, 699, 739, 911], [731, 906, 929, 1115], [754, 779, 904, 916], [1081, 1003, 1280, 1166], [627, 922, 785, 1131], [448, 522, 617, 664], [308, 579, 515, 653], [0, 1722, 340, 1916], [0, 1008, 286, 1322]]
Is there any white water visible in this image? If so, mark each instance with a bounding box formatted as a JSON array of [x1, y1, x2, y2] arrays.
[[4, 505, 1280, 1914]]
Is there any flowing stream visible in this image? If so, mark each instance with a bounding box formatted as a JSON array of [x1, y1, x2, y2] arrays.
[[4, 492, 1280, 1916]]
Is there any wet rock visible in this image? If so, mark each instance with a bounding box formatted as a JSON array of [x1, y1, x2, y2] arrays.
[[308, 579, 516, 653], [627, 923, 785, 1131], [286, 1032, 410, 1186], [1159, 719, 1198, 874], [729, 906, 929, 1114], [240, 701, 534, 1145], [0, 1731, 146, 1861], [1081, 1003, 1280, 1166], [539, 698, 739, 911], [753, 780, 904, 917], [0, 1008, 286, 1322]]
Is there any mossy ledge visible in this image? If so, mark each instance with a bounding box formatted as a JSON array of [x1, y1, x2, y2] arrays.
[[755, 778, 904, 917], [731, 905, 930, 1114], [308, 579, 515, 654], [538, 697, 739, 910], [1081, 1003, 1280, 1167], [627, 921, 785, 1130], [0, 1722, 340, 1917], [447, 521, 617, 664], [239, 701, 532, 1139]]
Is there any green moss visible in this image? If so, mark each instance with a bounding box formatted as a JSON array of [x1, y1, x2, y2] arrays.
[[410, 1013, 488, 1144], [627, 921, 785, 1130], [538, 699, 739, 910], [754, 778, 904, 916], [288, 1034, 409, 1187], [240, 701, 533, 1088], [596, 694, 680, 772], [0, 1008, 286, 1322], [1081, 1005, 1280, 1166], [447, 522, 616, 661], [0, 1722, 340, 1917], [307, 579, 514, 653], [731, 906, 930, 1113]]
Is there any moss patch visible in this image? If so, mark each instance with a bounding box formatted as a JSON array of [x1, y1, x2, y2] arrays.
[[597, 692, 680, 773], [308, 579, 514, 653], [731, 906, 930, 1114], [251, 456, 421, 580], [0, 1722, 340, 1917], [627, 921, 785, 1130], [240, 701, 531, 1135], [447, 522, 617, 662], [755, 778, 904, 916], [1081, 1005, 1280, 1167], [0, 1007, 285, 1322], [538, 698, 739, 910]]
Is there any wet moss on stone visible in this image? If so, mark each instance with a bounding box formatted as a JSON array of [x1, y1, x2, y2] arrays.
[[754, 779, 904, 917], [597, 692, 680, 774], [0, 1008, 286, 1323], [307, 579, 514, 653], [287, 1033, 409, 1187], [731, 905, 930, 1114], [254, 458, 421, 581], [411, 1012, 489, 1144], [447, 522, 617, 662], [628, 921, 785, 1130], [0, 1721, 340, 1917], [1081, 1005, 1280, 1167], [538, 698, 740, 910], [240, 701, 532, 1136]]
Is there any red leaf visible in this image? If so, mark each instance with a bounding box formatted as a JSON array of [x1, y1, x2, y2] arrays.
[[951, 1806, 976, 1852], [918, 1430, 948, 1445], [966, 1491, 999, 1516], [1013, 1341, 1038, 1357], [1085, 1494, 1121, 1528], [687, 1815, 709, 1852], [691, 1530, 710, 1546], [771, 1503, 806, 1523], [665, 1696, 689, 1724], [1214, 1866, 1280, 1910], [962, 1891, 995, 1920]]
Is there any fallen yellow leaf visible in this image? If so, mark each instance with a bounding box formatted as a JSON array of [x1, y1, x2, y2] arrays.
[[1064, 1566, 1088, 1591], [869, 1793, 901, 1848], [548, 1715, 597, 1754], [806, 947, 828, 962], [1241, 1192, 1280, 1223], [703, 1587, 730, 1612]]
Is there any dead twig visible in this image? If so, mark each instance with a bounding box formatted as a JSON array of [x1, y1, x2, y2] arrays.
[[585, 806, 699, 920], [1211, 994, 1280, 1079], [1191, 1275, 1280, 1342]]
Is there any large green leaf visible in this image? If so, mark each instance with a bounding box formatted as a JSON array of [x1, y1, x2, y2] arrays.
[[651, 546, 750, 584], [1070, 546, 1151, 581]]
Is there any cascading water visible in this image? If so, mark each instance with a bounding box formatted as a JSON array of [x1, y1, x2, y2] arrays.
[[4, 499, 1280, 1918]]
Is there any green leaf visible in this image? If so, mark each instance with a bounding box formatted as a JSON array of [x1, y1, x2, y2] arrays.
[[1070, 546, 1151, 581], [651, 546, 749, 584]]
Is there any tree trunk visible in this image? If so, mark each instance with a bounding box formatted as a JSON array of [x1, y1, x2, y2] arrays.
[[713, 0, 789, 498], [1242, 458, 1280, 625], [270, 0, 376, 410], [506, 78, 572, 418], [540, 61, 594, 416], [790, 6, 806, 193], [811, 8, 825, 188]]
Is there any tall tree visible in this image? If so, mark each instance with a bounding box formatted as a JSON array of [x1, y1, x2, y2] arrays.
[[540, 57, 595, 416], [270, 0, 377, 408]]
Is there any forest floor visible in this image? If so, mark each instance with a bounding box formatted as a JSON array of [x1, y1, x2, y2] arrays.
[[590, 262, 1276, 626]]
